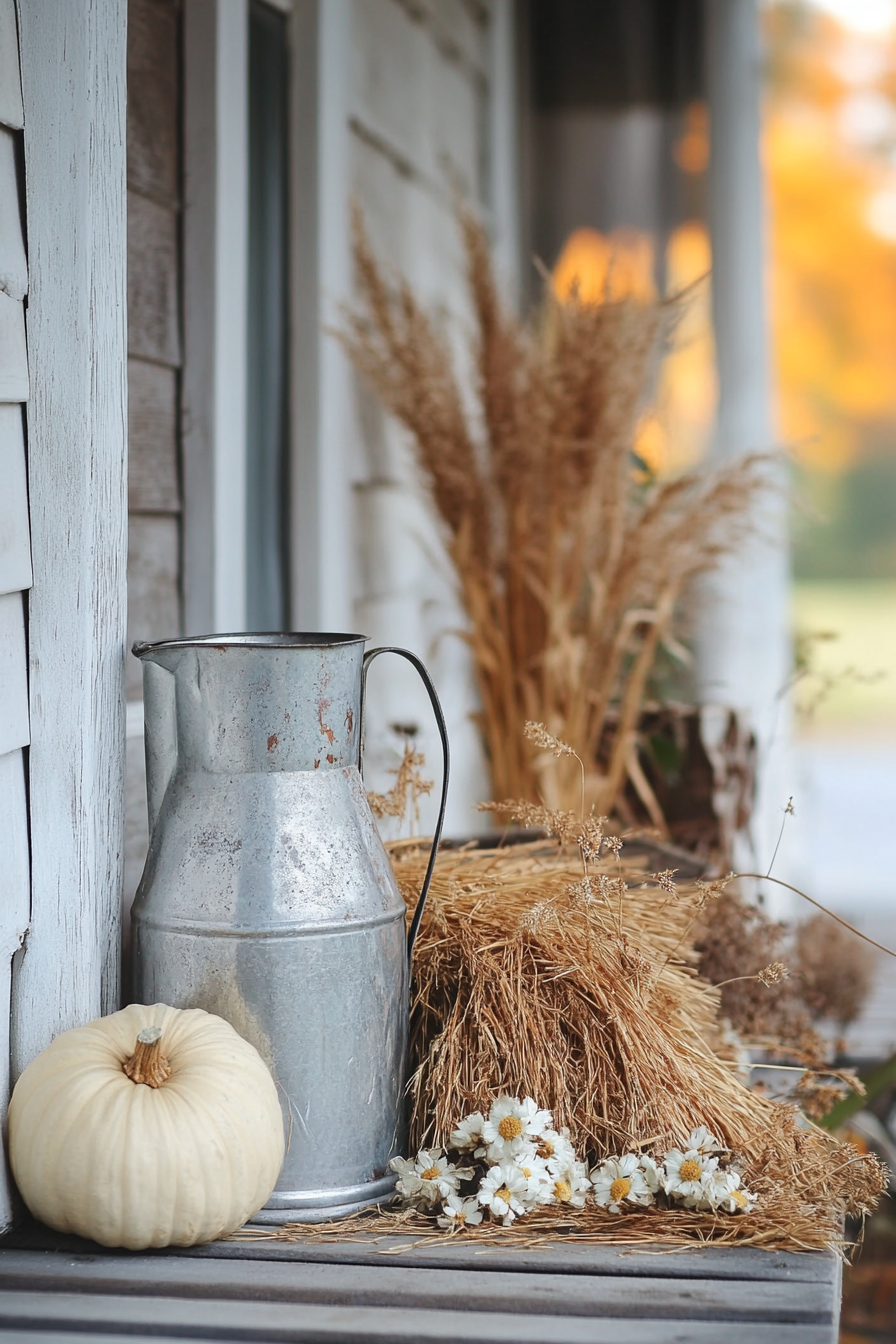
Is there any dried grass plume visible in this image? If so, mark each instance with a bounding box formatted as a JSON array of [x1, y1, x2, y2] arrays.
[[339, 205, 770, 818]]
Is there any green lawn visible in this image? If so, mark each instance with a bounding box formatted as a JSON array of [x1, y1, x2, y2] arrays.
[[791, 581, 896, 730]]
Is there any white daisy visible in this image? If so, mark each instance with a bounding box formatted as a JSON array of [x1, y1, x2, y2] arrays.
[[664, 1148, 719, 1205], [533, 1126, 577, 1175], [706, 1170, 757, 1214], [514, 1151, 553, 1202], [450, 1111, 487, 1153], [686, 1167, 733, 1212], [482, 1095, 553, 1161], [639, 1154, 664, 1194], [684, 1126, 724, 1155], [592, 1154, 653, 1213], [547, 1159, 592, 1209], [436, 1194, 484, 1230], [478, 1163, 531, 1225], [725, 1185, 757, 1214], [389, 1149, 472, 1208]]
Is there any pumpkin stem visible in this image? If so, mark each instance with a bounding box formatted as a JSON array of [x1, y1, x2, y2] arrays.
[[123, 1026, 171, 1088]]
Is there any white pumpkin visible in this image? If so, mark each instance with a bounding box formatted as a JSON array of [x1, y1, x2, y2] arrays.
[[9, 1002, 285, 1250]]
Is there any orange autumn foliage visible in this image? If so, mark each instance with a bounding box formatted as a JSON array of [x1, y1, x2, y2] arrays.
[[764, 6, 896, 473]]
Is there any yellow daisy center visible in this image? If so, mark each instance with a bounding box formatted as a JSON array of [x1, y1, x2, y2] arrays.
[[498, 1116, 523, 1140], [732, 1189, 748, 1209], [679, 1159, 702, 1182], [609, 1177, 631, 1203], [554, 1179, 572, 1201], [522, 1168, 532, 1178], [537, 1139, 554, 1159], [421, 1166, 441, 1181], [496, 1185, 512, 1203]]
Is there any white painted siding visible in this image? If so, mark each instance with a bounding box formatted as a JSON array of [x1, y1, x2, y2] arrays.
[[342, 0, 509, 835], [0, 0, 29, 1232], [289, 0, 514, 835], [11, 0, 128, 1101]]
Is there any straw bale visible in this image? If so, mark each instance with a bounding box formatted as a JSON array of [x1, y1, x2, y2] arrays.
[[241, 841, 885, 1254], [392, 839, 885, 1247]]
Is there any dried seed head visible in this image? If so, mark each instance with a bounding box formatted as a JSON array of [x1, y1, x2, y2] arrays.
[[604, 834, 624, 858], [523, 721, 576, 759], [618, 937, 651, 979], [367, 742, 433, 824], [477, 799, 580, 845], [566, 877, 597, 906], [653, 869, 678, 896], [757, 962, 789, 987], [695, 871, 735, 907], [576, 816, 607, 862], [519, 900, 557, 934]]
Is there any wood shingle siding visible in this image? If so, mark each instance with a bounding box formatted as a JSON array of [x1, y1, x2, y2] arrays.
[[0, 0, 30, 1233], [0, 1, 22, 132]]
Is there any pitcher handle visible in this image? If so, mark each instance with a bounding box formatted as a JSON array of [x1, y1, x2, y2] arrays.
[[360, 647, 450, 965]]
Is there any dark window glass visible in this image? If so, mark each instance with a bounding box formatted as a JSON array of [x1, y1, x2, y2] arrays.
[[525, 0, 705, 287], [246, 0, 290, 630]]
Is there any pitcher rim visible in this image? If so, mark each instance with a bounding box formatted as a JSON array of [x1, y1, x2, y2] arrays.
[[132, 632, 368, 658]]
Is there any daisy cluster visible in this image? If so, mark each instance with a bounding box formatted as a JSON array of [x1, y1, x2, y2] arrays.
[[390, 1095, 590, 1228], [593, 1126, 758, 1215], [390, 1102, 758, 1229]]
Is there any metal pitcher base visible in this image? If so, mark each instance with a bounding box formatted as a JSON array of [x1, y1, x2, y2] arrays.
[[250, 1172, 398, 1225]]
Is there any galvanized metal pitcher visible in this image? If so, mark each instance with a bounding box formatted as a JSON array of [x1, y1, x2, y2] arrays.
[[130, 633, 449, 1222]]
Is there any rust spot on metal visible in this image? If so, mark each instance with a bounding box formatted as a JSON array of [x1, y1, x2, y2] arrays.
[[326, 753, 335, 764], [318, 699, 335, 744], [267, 734, 279, 752], [345, 708, 354, 734]]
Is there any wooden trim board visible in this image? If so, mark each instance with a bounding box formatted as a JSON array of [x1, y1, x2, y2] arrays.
[[11, 0, 128, 1075]]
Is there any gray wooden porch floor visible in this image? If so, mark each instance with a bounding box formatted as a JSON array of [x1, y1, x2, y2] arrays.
[[0, 1222, 841, 1342]]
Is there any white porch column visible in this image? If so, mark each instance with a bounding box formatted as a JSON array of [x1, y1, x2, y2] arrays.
[[698, 0, 793, 897], [12, 0, 128, 1069]]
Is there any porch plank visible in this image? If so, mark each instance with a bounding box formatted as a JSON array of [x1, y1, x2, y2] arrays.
[[0, 1290, 836, 1343], [200, 1234, 840, 1283], [0, 1224, 841, 1281], [0, 1251, 834, 1324]]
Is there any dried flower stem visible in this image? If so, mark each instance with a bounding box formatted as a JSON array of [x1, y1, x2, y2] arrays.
[[739, 873, 896, 960], [765, 797, 795, 879]]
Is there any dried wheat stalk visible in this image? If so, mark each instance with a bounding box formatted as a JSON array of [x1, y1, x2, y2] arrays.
[[339, 207, 767, 815]]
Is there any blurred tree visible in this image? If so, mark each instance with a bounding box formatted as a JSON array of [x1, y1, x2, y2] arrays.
[[764, 3, 896, 576]]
